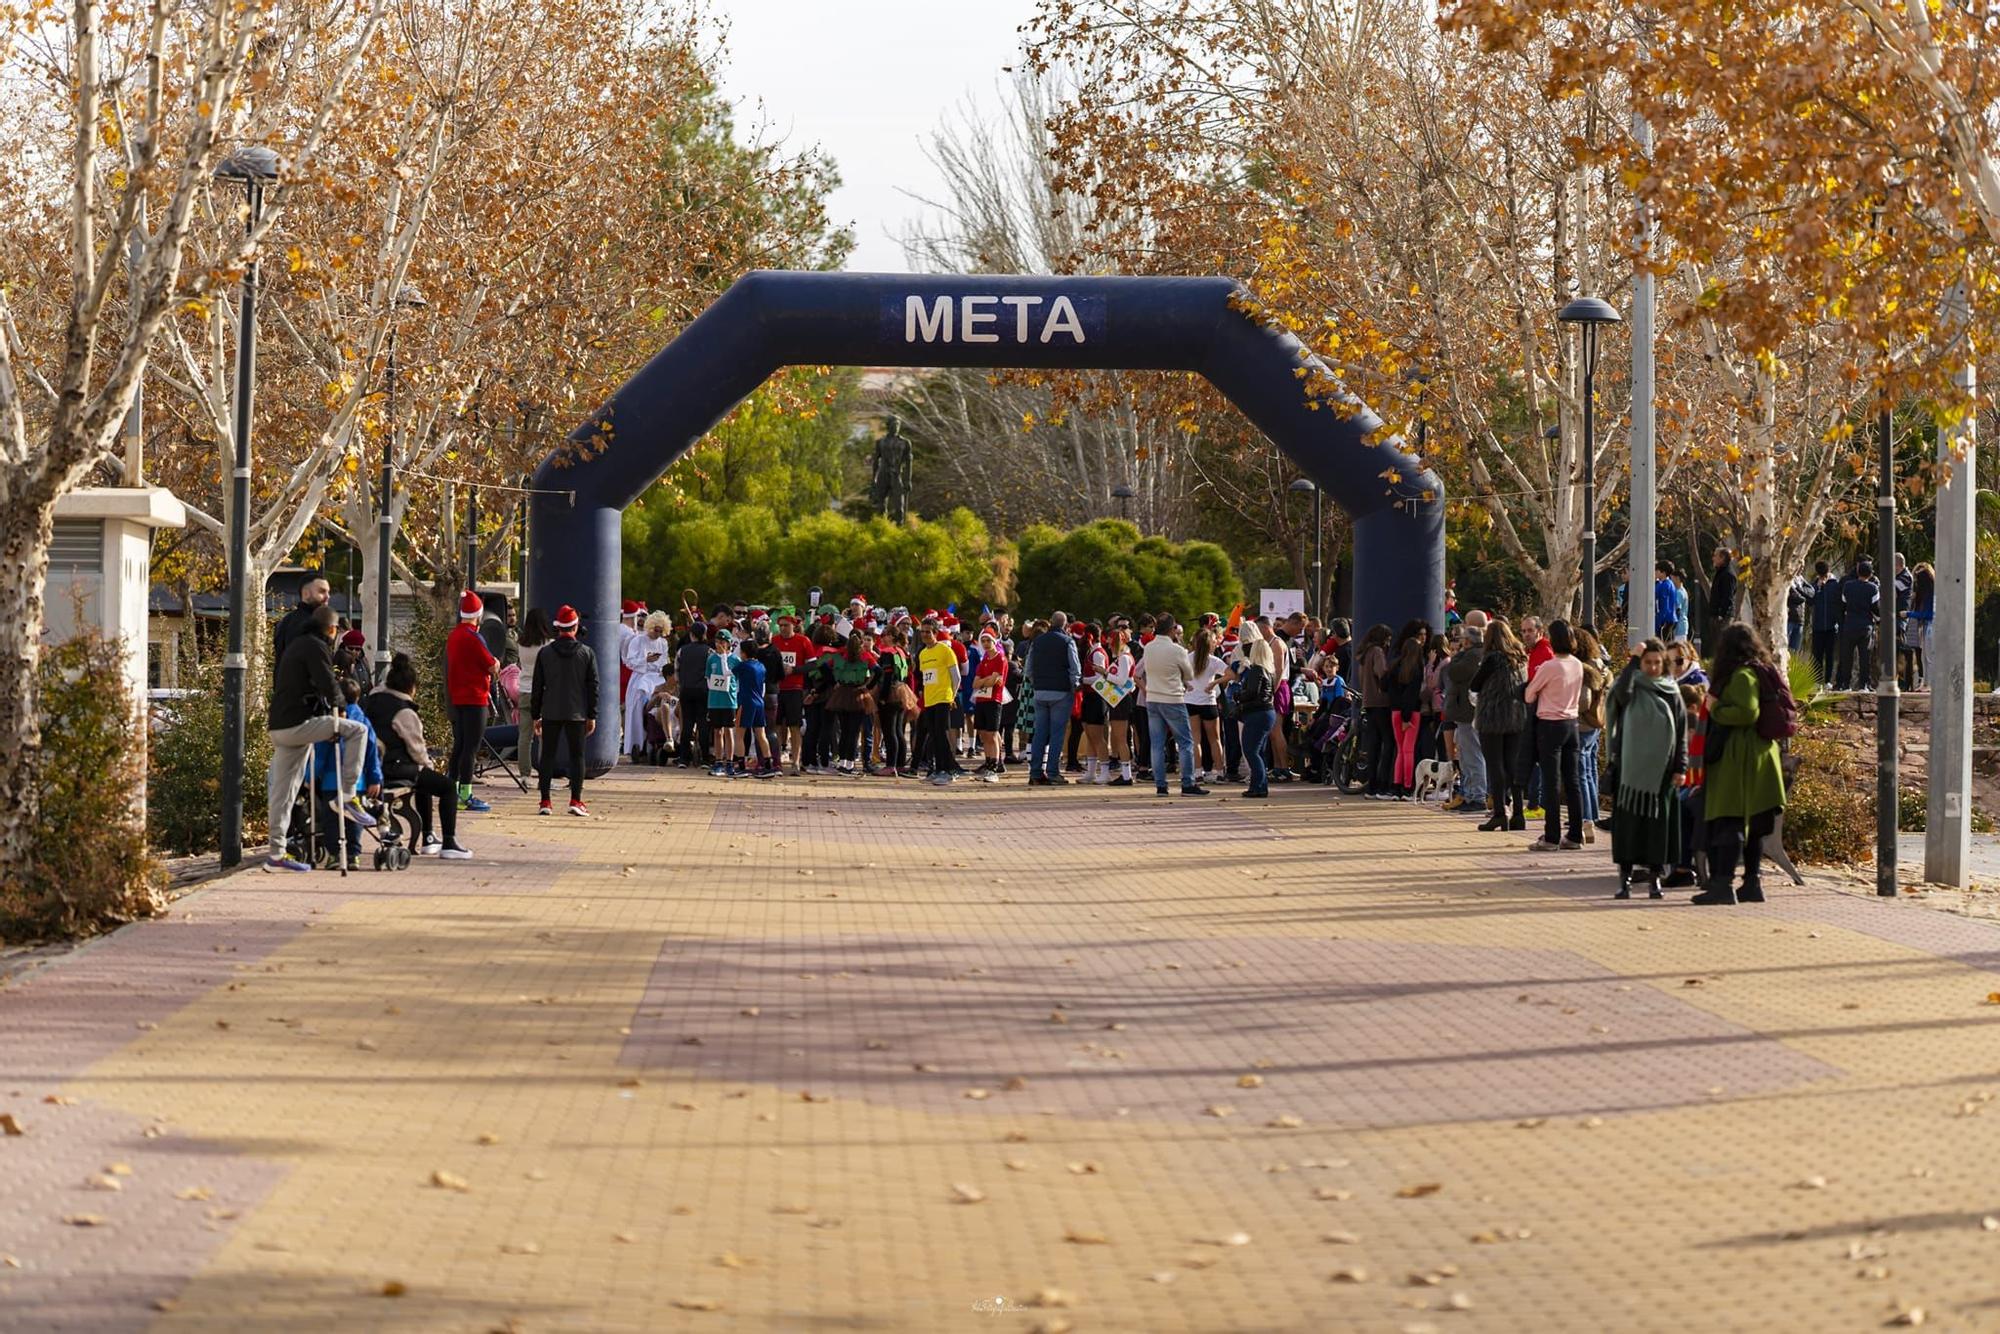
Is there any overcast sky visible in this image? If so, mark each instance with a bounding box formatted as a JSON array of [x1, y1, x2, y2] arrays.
[[711, 0, 1041, 273]]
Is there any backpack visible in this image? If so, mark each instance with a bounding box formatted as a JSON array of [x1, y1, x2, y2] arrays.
[[1237, 664, 1275, 712], [1750, 661, 1797, 741]]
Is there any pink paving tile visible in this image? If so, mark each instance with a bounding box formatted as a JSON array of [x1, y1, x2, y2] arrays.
[[708, 792, 1270, 847], [620, 933, 1841, 1128]]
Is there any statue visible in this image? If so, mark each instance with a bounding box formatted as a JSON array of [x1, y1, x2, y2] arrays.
[[869, 416, 913, 523]]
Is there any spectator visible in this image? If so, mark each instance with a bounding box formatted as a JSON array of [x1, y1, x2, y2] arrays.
[[1706, 546, 1737, 649], [1443, 612, 1488, 812], [1573, 626, 1610, 842], [674, 622, 712, 769], [1906, 561, 1935, 691], [366, 653, 473, 854], [1026, 611, 1080, 786], [311, 675, 382, 867], [1785, 569, 1814, 653], [1139, 614, 1207, 796], [271, 570, 330, 671], [1606, 638, 1686, 898], [1470, 618, 1529, 831], [334, 627, 372, 694], [1355, 623, 1394, 797], [1233, 622, 1280, 799], [528, 604, 598, 816], [1835, 559, 1879, 691], [1524, 619, 1586, 851], [1652, 561, 1679, 640], [516, 608, 552, 718], [1693, 622, 1788, 905], [1809, 561, 1841, 685], [264, 603, 375, 873], [445, 590, 499, 811], [917, 621, 962, 786]]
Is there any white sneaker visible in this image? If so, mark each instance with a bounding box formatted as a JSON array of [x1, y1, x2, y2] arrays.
[[439, 844, 473, 860], [420, 835, 444, 856]]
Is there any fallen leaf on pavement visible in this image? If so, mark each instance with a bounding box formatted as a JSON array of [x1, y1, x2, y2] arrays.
[[613, 1232, 636, 1244], [174, 1187, 212, 1202], [477, 1133, 501, 1146], [672, 1298, 722, 1312], [1203, 1105, 1235, 1118], [42, 1095, 76, 1106], [1795, 1175, 1829, 1191], [1396, 1184, 1443, 1198], [1066, 1161, 1101, 1175], [1330, 1267, 1369, 1283], [1315, 1188, 1353, 1202], [1063, 1229, 1109, 1245], [1005, 1159, 1031, 1172], [380, 1281, 407, 1297], [1446, 1293, 1474, 1310], [1004, 1076, 1029, 1091], [1196, 1231, 1252, 1247], [951, 1183, 987, 1204], [1982, 1216, 1999, 1232], [799, 1091, 830, 1103], [1238, 1074, 1264, 1089], [963, 1088, 991, 1101], [715, 1252, 754, 1268], [1266, 1114, 1305, 1129], [1030, 1288, 1075, 1308], [85, 1174, 123, 1192], [430, 1170, 471, 1193], [1031, 1319, 1073, 1334], [0, 1113, 23, 1135], [62, 1214, 105, 1227], [1323, 1229, 1361, 1244], [1888, 1307, 1925, 1327], [500, 1241, 541, 1255]]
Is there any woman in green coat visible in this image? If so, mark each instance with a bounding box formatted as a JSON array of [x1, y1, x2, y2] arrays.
[[1693, 623, 1788, 904], [1607, 638, 1686, 898]]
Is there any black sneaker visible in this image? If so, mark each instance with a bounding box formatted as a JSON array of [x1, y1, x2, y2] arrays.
[[1660, 869, 1698, 889], [1181, 785, 1211, 796]]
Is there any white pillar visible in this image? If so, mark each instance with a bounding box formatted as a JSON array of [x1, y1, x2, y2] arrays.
[[1924, 301, 1975, 886], [1627, 112, 1656, 650]]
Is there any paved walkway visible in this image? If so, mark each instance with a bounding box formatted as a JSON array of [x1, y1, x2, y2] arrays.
[[4, 768, 2000, 1332]]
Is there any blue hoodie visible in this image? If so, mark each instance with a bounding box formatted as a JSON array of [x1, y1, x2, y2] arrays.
[[313, 702, 382, 795]]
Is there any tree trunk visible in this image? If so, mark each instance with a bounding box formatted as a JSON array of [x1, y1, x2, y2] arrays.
[[0, 489, 57, 881]]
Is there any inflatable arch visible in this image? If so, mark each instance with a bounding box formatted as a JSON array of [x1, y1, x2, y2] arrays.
[[527, 271, 1446, 768]]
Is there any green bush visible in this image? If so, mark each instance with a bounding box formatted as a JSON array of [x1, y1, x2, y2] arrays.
[[147, 653, 270, 856], [1782, 735, 1874, 864], [1898, 785, 1927, 832], [1, 631, 161, 941], [1014, 519, 1244, 624]]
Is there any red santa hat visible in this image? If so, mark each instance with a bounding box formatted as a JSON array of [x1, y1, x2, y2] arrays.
[[940, 613, 959, 630], [620, 599, 643, 619], [458, 590, 482, 622], [553, 604, 580, 632]]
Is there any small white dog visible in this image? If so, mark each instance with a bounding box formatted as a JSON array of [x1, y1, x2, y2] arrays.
[[1412, 758, 1457, 803]]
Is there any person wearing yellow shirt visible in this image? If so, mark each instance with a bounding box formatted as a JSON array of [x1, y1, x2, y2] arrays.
[[916, 622, 963, 787]]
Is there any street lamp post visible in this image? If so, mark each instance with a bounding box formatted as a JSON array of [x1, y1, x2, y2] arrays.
[[1111, 481, 1136, 522], [373, 284, 427, 675], [1875, 403, 1898, 897], [1557, 297, 1623, 630], [214, 145, 279, 870], [1289, 477, 1321, 618]]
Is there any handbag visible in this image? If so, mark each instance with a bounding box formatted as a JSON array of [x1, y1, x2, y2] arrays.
[[1091, 675, 1134, 709]]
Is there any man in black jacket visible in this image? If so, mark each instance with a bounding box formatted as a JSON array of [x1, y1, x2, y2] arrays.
[[1026, 610, 1081, 785], [531, 603, 600, 815], [265, 603, 374, 872], [270, 570, 331, 673], [1706, 547, 1737, 652], [1835, 559, 1880, 691]]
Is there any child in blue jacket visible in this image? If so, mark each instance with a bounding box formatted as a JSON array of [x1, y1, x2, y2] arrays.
[[314, 677, 382, 865]]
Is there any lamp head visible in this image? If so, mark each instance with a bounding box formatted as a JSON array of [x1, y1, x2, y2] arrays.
[[1288, 478, 1318, 494], [214, 146, 281, 182], [1556, 296, 1622, 326], [1110, 483, 1136, 501]]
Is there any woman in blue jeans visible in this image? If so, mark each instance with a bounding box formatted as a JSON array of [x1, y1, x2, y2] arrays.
[[1230, 623, 1281, 798], [1573, 627, 1611, 839]]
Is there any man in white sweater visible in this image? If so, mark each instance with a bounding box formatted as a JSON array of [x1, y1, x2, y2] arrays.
[[1138, 615, 1208, 797]]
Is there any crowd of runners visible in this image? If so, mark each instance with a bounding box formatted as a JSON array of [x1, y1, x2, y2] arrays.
[[258, 577, 1797, 907]]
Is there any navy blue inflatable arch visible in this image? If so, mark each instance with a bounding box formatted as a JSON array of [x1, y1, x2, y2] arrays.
[[528, 271, 1446, 768]]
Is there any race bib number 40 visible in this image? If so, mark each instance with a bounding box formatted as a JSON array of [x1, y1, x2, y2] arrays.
[[780, 652, 797, 672]]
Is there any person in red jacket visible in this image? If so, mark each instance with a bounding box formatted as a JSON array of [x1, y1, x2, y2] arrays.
[[769, 610, 816, 774], [446, 589, 500, 811]]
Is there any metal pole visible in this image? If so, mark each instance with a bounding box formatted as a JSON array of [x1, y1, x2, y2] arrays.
[[1311, 486, 1324, 623], [1876, 406, 1899, 895], [1580, 326, 1598, 630], [464, 484, 478, 591], [218, 178, 262, 868], [373, 329, 396, 673], [1925, 286, 1975, 886], [1629, 112, 1657, 650]]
